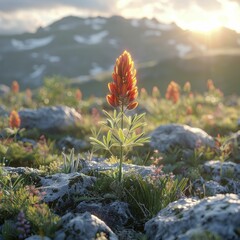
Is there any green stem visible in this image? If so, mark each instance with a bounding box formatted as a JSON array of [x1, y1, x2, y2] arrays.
[[119, 104, 124, 182]]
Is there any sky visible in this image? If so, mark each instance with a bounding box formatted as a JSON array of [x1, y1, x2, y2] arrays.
[[0, 0, 240, 34]]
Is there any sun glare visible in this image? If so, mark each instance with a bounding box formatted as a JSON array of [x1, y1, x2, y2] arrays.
[[186, 20, 222, 33]]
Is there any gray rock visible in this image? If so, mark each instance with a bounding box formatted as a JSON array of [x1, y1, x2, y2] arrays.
[[3, 166, 41, 175], [205, 180, 228, 196], [19, 106, 82, 132], [25, 236, 51, 240], [150, 124, 215, 153], [80, 157, 155, 178], [201, 161, 240, 195], [0, 84, 10, 96], [54, 212, 118, 240], [76, 200, 132, 230], [202, 160, 240, 179], [57, 136, 90, 151], [193, 178, 228, 197], [145, 194, 240, 240], [40, 172, 96, 208]]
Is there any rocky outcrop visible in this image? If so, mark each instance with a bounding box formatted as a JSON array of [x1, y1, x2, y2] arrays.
[[200, 160, 240, 195], [0, 84, 10, 96], [145, 194, 240, 240], [40, 172, 96, 208], [150, 124, 215, 153], [19, 106, 82, 132], [54, 212, 118, 240]]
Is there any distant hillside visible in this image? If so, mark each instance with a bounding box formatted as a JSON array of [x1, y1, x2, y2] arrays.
[[0, 15, 240, 95]]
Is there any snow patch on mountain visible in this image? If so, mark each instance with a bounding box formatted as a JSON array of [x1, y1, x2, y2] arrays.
[[11, 36, 54, 51], [89, 63, 103, 76], [144, 30, 162, 37], [108, 38, 118, 47], [131, 19, 140, 27], [30, 65, 46, 79], [74, 31, 109, 45], [176, 44, 192, 57], [144, 19, 173, 31], [84, 18, 107, 30], [44, 54, 60, 63]]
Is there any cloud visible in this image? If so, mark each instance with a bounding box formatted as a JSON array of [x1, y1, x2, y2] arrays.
[[0, 0, 112, 12], [0, 0, 239, 34]]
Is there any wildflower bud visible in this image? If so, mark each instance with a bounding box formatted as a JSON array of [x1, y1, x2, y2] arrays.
[[9, 110, 21, 129], [207, 79, 215, 91], [107, 50, 138, 110], [152, 86, 160, 98], [11, 80, 20, 94], [76, 89, 82, 101], [183, 81, 191, 93], [165, 81, 180, 104], [140, 88, 148, 100]]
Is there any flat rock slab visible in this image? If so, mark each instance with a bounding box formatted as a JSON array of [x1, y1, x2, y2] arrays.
[[80, 157, 155, 178], [145, 194, 240, 240], [150, 124, 215, 152], [19, 106, 82, 132]]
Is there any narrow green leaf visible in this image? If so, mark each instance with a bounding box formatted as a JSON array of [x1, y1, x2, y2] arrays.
[[89, 137, 108, 149], [118, 129, 125, 143], [112, 133, 121, 143], [102, 110, 114, 121], [107, 130, 112, 145]]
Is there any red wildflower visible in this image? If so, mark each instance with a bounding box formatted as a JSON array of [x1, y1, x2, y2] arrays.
[[76, 89, 82, 101], [107, 50, 138, 110], [11, 80, 19, 94], [9, 110, 21, 129], [165, 81, 180, 104]]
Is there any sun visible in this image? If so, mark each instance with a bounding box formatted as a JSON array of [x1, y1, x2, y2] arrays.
[[186, 19, 222, 33]]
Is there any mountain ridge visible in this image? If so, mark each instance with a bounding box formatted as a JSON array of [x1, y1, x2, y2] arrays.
[[0, 15, 239, 95]]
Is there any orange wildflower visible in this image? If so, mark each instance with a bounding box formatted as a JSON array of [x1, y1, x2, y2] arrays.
[[207, 79, 215, 91], [11, 80, 19, 94], [76, 89, 82, 101], [9, 110, 21, 129], [183, 81, 191, 93], [165, 81, 180, 104], [107, 50, 138, 110], [186, 106, 193, 115], [152, 86, 160, 98]]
